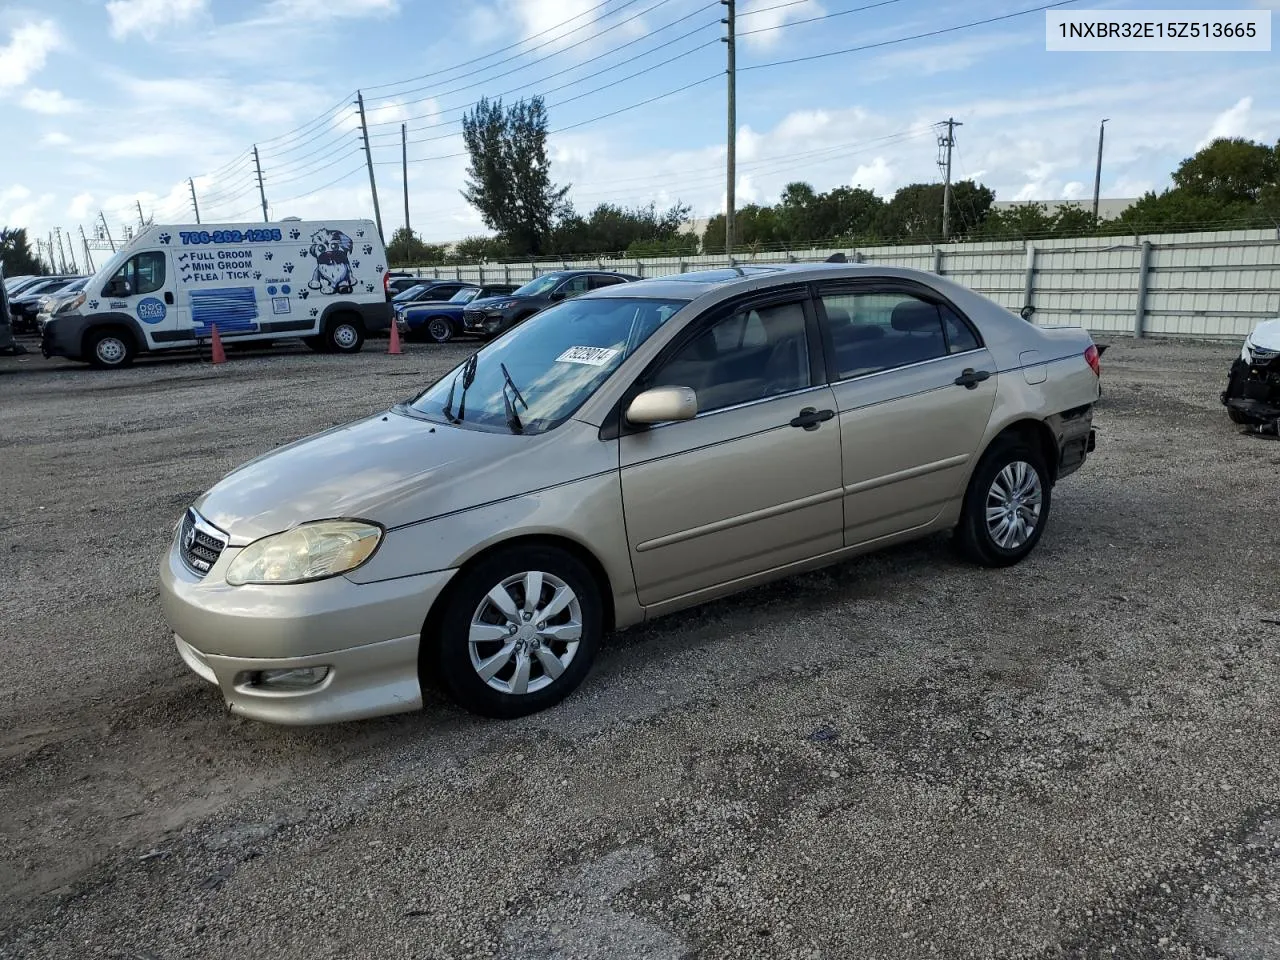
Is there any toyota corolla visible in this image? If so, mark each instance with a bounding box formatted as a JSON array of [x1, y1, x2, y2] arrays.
[[159, 263, 1102, 724]]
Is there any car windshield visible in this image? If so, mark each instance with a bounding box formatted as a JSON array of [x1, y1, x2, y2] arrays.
[[393, 284, 429, 302], [408, 297, 687, 435], [510, 274, 565, 297], [449, 288, 481, 304]]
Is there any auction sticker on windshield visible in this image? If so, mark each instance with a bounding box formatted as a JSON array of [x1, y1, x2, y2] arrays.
[[556, 346, 619, 366]]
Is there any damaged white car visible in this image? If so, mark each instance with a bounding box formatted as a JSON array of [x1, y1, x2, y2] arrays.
[[1222, 318, 1280, 431]]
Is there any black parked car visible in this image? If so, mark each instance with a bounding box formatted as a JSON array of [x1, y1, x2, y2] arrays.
[[461, 270, 639, 338], [384, 272, 420, 301], [8, 276, 83, 333]]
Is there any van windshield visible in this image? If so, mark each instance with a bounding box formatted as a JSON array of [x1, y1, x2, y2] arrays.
[[408, 296, 687, 435]]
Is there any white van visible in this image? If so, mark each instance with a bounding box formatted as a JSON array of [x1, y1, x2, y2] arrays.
[[41, 219, 392, 368]]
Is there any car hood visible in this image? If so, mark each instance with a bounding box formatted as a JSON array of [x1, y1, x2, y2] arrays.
[[1248, 317, 1280, 352], [194, 409, 549, 542]]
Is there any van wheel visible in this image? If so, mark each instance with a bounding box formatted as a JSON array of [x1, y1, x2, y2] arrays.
[[303, 336, 327, 353], [325, 316, 364, 354], [431, 546, 603, 719], [955, 438, 1051, 567], [86, 328, 136, 369], [426, 316, 456, 343]]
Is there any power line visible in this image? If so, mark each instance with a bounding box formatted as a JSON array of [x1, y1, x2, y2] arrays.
[[737, 0, 908, 39], [273, 164, 368, 206], [362, 0, 630, 95], [741, 0, 1081, 71], [264, 148, 365, 188], [366, 0, 691, 114], [398, 36, 721, 147], [367, 7, 720, 138]]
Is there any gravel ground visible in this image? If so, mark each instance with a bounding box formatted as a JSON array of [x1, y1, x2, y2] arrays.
[[2, 334, 1279, 959]]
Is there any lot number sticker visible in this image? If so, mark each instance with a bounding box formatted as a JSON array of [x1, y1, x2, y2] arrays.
[[556, 345, 619, 366]]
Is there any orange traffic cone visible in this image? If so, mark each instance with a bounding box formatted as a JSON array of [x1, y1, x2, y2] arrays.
[[388, 316, 402, 355], [210, 324, 226, 365]]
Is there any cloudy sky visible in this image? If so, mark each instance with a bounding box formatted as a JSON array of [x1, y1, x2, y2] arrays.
[[1, 0, 1278, 258]]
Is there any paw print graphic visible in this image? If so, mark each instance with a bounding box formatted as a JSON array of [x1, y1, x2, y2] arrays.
[[288, 228, 300, 240], [352, 260, 360, 270], [298, 289, 309, 300], [263, 251, 274, 261], [253, 271, 262, 280], [282, 262, 295, 274], [158, 232, 172, 244], [361, 244, 373, 256], [309, 307, 319, 317], [365, 283, 375, 293], [375, 265, 384, 274], [88, 299, 99, 310], [356, 229, 365, 238], [299, 249, 309, 259]]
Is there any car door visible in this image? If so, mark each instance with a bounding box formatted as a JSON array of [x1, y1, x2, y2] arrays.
[[815, 281, 997, 547], [555, 275, 591, 301], [619, 289, 844, 607], [101, 249, 189, 346]]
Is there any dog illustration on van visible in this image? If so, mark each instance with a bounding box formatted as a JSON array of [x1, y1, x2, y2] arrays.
[[308, 228, 356, 295]]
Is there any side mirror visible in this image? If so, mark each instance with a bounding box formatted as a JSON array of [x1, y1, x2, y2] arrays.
[[1019, 304, 1035, 321], [549, 289, 566, 302], [626, 386, 697, 426]]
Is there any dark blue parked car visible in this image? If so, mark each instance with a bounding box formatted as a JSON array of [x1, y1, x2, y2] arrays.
[[396, 283, 519, 343]]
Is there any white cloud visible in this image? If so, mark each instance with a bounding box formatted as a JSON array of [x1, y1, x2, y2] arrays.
[[0, 185, 56, 231], [266, 0, 397, 19], [869, 33, 1030, 78], [0, 19, 63, 91], [19, 88, 81, 115], [106, 0, 209, 40], [40, 131, 73, 147], [739, 0, 824, 50], [68, 192, 95, 219], [851, 157, 895, 195], [1197, 96, 1259, 149]]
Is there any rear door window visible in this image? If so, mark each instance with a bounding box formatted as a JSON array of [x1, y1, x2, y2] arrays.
[[819, 290, 949, 379]]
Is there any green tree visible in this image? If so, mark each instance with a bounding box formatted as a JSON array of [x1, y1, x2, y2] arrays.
[[0, 227, 44, 277], [974, 203, 1057, 239], [449, 235, 511, 262], [1172, 137, 1280, 204], [552, 201, 691, 255], [386, 227, 447, 265], [878, 181, 994, 241], [461, 96, 569, 256], [701, 203, 785, 252]]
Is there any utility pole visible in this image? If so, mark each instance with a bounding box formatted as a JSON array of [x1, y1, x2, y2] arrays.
[[189, 177, 201, 224], [356, 91, 385, 243], [721, 0, 736, 256], [65, 230, 78, 273], [1092, 118, 1109, 222], [54, 228, 69, 273], [402, 122, 411, 238], [937, 117, 962, 240], [136, 200, 147, 229], [80, 225, 95, 273], [253, 145, 269, 222], [98, 211, 116, 252]]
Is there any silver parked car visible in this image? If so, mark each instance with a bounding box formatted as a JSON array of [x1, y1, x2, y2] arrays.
[[159, 264, 1102, 724]]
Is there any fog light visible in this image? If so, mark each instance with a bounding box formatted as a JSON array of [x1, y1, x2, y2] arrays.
[[250, 666, 330, 689]]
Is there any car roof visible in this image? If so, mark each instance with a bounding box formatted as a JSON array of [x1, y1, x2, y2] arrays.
[[583, 263, 879, 300]]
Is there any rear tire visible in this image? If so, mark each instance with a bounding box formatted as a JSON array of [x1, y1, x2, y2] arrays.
[[86, 328, 136, 369], [955, 438, 1051, 567], [431, 546, 602, 719], [325, 315, 364, 354]]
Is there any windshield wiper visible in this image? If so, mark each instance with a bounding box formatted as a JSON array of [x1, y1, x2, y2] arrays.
[[442, 353, 479, 424], [499, 362, 528, 435]]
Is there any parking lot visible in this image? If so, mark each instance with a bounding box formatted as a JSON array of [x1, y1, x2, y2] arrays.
[[2, 334, 1279, 959]]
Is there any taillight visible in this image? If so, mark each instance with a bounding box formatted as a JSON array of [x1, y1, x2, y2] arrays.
[[383, 272, 391, 294], [1084, 344, 1101, 377]]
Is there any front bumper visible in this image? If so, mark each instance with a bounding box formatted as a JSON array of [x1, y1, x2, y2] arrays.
[[159, 536, 456, 725], [462, 310, 506, 335]]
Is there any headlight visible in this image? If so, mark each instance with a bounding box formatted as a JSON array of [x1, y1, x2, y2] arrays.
[[1242, 340, 1254, 363], [489, 300, 515, 310], [57, 293, 86, 315], [225, 520, 382, 585]]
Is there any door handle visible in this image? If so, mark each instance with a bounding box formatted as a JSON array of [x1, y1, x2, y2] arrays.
[[789, 407, 835, 431], [954, 368, 991, 389], [164, 292, 175, 305]]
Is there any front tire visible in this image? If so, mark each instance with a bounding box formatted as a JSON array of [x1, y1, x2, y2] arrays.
[[86, 328, 136, 369], [955, 438, 1051, 567], [303, 335, 327, 353], [425, 316, 456, 344], [325, 315, 365, 354], [431, 546, 603, 719]]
